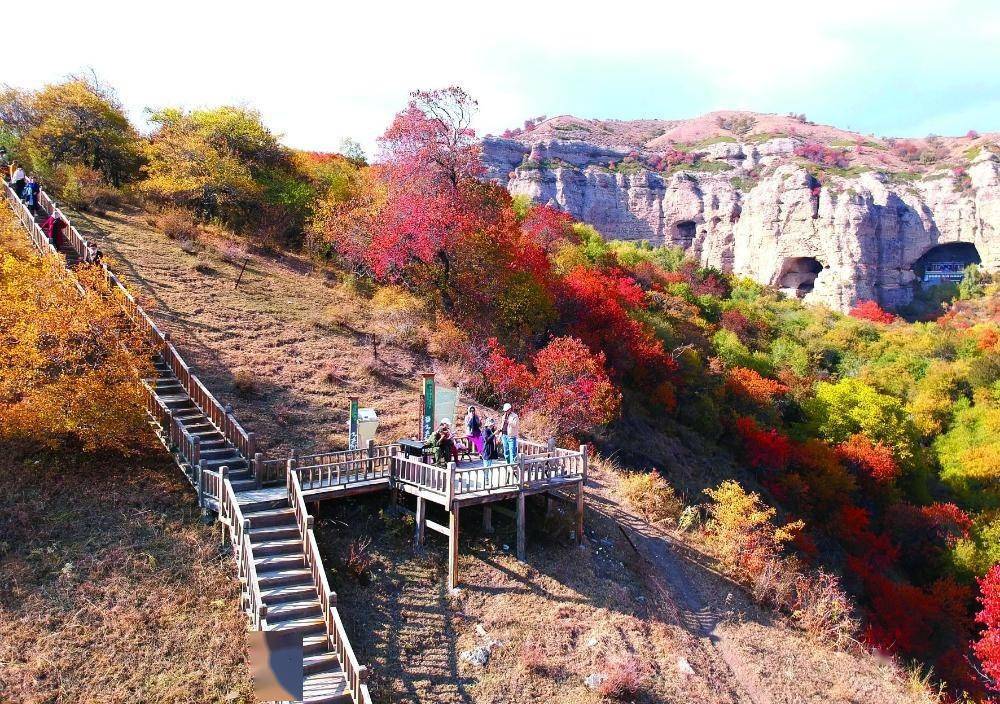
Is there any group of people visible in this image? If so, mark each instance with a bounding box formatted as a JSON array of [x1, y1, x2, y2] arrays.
[[1, 147, 102, 263], [428, 402, 520, 468]]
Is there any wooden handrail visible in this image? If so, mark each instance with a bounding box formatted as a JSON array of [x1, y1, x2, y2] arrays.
[[288, 470, 371, 703]]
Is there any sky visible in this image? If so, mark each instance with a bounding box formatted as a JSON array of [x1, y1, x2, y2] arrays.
[[6, 0, 1000, 157]]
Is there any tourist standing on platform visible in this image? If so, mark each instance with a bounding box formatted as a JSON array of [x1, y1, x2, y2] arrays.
[[464, 405, 484, 456], [482, 418, 500, 467], [500, 403, 519, 464]]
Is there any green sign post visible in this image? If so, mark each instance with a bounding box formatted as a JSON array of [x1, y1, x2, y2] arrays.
[[348, 395, 359, 450], [421, 373, 435, 440]]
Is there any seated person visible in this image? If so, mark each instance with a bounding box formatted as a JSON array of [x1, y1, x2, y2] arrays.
[[427, 418, 459, 466]]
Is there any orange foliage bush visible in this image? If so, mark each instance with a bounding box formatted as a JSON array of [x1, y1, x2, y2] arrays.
[[836, 433, 900, 484], [726, 366, 787, 405], [0, 212, 152, 454]]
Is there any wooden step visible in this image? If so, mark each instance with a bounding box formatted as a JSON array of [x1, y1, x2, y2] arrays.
[[255, 554, 304, 571], [303, 635, 329, 655], [203, 457, 248, 472], [244, 506, 296, 528], [266, 599, 322, 623], [200, 447, 241, 460], [260, 583, 317, 606], [266, 615, 326, 637], [304, 651, 342, 675], [256, 567, 313, 588], [253, 538, 301, 557], [231, 478, 257, 492], [250, 524, 300, 542], [302, 668, 351, 704]]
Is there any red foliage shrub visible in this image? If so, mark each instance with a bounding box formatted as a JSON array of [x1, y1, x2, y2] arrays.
[[794, 142, 850, 168], [891, 139, 925, 163], [520, 204, 575, 252], [649, 148, 694, 172], [849, 300, 898, 324], [482, 336, 621, 437], [975, 565, 1000, 685], [735, 416, 792, 471], [836, 433, 900, 484], [597, 656, 645, 699], [556, 266, 676, 384], [726, 367, 787, 406], [967, 130, 980, 140]]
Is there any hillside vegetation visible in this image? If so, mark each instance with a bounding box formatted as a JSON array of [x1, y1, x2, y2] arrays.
[[0, 209, 253, 703], [2, 78, 999, 700]]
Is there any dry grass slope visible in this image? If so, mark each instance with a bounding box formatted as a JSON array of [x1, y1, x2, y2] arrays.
[[0, 453, 253, 704]]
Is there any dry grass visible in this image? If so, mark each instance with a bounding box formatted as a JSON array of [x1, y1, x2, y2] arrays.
[[0, 451, 252, 704], [154, 207, 200, 242], [615, 469, 683, 524]]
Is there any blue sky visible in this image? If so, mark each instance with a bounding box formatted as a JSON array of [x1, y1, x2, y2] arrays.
[[7, 0, 1000, 156]]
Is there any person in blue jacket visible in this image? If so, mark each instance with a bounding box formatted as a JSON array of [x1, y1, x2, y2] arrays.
[[23, 176, 40, 213]]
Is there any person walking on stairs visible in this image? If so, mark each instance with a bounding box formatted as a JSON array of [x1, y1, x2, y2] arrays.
[[22, 176, 40, 214], [10, 165, 26, 198], [42, 211, 66, 249], [500, 402, 520, 464]]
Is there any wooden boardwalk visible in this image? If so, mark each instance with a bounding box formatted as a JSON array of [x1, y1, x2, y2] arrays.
[[4, 178, 588, 699]]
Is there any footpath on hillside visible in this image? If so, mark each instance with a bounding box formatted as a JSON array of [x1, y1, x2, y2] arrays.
[[66, 206, 934, 704]]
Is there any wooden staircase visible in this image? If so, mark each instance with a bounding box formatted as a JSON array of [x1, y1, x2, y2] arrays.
[[148, 359, 256, 492], [241, 492, 353, 703], [5, 179, 372, 704]]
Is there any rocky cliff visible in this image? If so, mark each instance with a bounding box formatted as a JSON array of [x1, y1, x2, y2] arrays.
[[483, 112, 1000, 311]]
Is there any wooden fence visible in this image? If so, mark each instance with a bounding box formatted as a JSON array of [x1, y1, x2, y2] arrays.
[[292, 443, 399, 492], [289, 472, 372, 704]]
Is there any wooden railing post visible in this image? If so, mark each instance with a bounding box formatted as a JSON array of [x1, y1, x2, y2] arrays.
[[246, 431, 256, 460], [197, 459, 207, 507], [253, 451, 263, 489], [287, 449, 299, 494], [580, 444, 589, 482], [446, 461, 456, 507], [518, 454, 526, 489]]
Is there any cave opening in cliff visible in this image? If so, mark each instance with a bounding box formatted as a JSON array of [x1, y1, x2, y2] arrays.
[[912, 242, 982, 286], [674, 220, 697, 248], [777, 257, 824, 297]]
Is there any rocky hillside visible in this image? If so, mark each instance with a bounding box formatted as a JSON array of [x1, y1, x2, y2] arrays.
[[484, 112, 1000, 311]]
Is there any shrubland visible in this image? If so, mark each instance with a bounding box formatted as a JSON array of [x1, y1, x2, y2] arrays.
[[4, 77, 1000, 699]]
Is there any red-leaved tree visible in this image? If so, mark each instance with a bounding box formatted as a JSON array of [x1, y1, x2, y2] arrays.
[[849, 300, 898, 324], [482, 336, 621, 437], [975, 565, 1000, 687]]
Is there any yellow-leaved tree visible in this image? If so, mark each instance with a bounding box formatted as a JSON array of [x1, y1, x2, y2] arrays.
[[0, 210, 152, 454]]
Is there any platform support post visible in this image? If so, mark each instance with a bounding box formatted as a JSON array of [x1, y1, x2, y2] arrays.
[[576, 481, 585, 544], [448, 507, 460, 591], [482, 505, 493, 534], [415, 496, 427, 547], [516, 492, 526, 561]]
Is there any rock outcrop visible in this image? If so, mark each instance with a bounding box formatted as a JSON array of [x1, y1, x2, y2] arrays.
[[483, 119, 1000, 311]]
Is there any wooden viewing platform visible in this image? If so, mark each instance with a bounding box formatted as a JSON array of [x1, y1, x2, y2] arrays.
[[286, 440, 588, 589], [3, 177, 588, 698]]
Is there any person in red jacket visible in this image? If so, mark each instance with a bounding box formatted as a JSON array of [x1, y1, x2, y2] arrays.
[[42, 212, 66, 248]]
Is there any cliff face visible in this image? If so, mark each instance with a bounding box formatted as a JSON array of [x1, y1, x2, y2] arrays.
[[483, 115, 1000, 311]]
